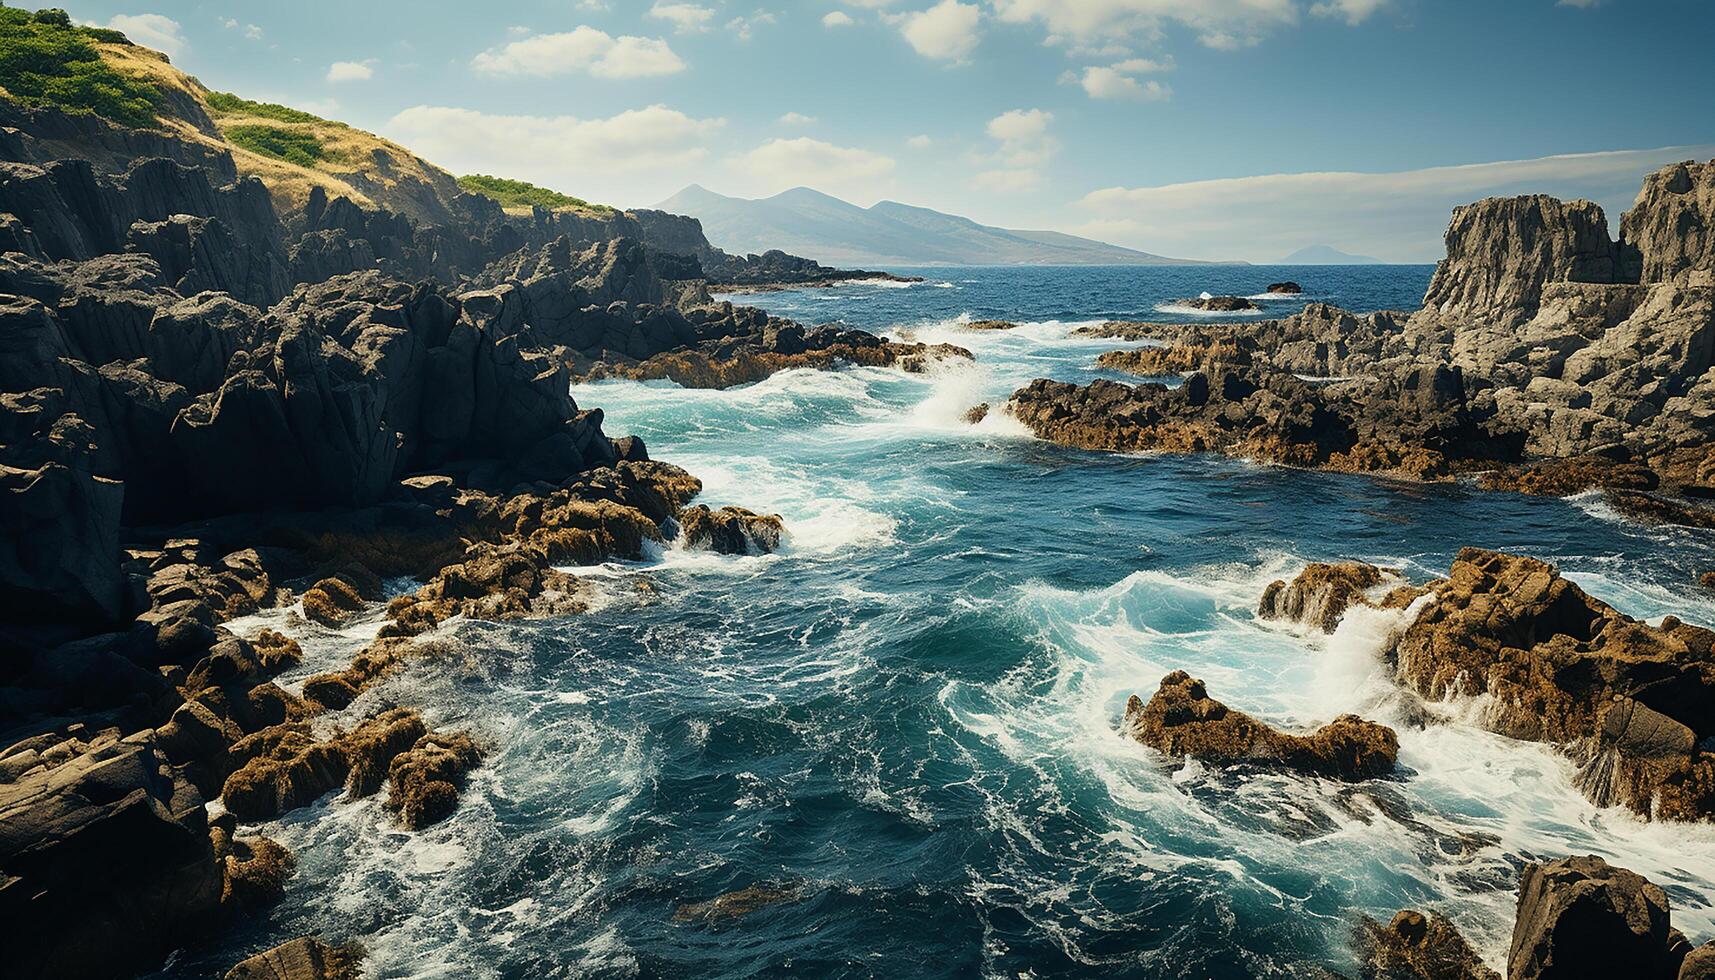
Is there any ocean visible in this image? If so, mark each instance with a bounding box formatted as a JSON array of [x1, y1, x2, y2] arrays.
[[179, 265, 1715, 978]]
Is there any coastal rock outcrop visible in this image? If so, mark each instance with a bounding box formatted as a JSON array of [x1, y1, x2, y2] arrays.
[[1257, 561, 1412, 633], [678, 504, 785, 555], [1508, 856, 1685, 980], [0, 734, 224, 979], [1123, 671, 1398, 780], [1353, 910, 1499, 980], [224, 936, 362, 980]]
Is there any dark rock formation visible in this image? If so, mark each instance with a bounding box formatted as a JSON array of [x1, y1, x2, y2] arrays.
[[1508, 856, 1685, 980], [1354, 909, 1499, 980], [967, 319, 1018, 330], [0, 734, 224, 979], [962, 402, 990, 425], [1267, 281, 1303, 295], [678, 505, 785, 555], [1179, 294, 1260, 312], [1123, 671, 1398, 780]]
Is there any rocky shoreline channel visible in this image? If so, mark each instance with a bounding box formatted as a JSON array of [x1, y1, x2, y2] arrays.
[[0, 45, 964, 978]]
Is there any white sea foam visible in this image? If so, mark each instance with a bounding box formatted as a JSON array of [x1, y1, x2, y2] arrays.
[[1154, 302, 1270, 317]]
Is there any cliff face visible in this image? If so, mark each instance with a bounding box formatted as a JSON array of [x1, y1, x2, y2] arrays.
[[1420, 195, 1639, 326], [1623, 159, 1715, 285]]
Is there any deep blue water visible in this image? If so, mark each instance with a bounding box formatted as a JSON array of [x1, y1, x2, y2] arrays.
[[180, 266, 1715, 979]]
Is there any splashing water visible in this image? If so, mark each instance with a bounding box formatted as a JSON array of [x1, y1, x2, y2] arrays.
[[174, 266, 1715, 979]]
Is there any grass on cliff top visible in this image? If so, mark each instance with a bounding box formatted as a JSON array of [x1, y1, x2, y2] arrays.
[[0, 6, 159, 127], [457, 174, 611, 214], [224, 124, 329, 168], [205, 91, 328, 125]]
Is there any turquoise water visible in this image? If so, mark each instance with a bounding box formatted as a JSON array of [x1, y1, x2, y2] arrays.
[[181, 266, 1715, 978]]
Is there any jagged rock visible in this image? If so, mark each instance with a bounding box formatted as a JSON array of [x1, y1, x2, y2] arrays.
[[386, 730, 483, 829], [1391, 549, 1715, 820], [224, 936, 362, 980], [966, 319, 1018, 330], [0, 737, 224, 980], [1353, 909, 1499, 980], [1622, 160, 1715, 285], [300, 565, 383, 627], [1257, 561, 1399, 633], [217, 833, 295, 909], [220, 708, 427, 822], [678, 505, 785, 555], [1681, 945, 1715, 980], [1508, 856, 1684, 980], [1419, 195, 1636, 327], [1122, 671, 1398, 780], [963, 403, 990, 425]]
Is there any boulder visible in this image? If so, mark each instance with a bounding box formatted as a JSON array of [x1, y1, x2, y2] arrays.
[[224, 937, 362, 980], [1508, 856, 1683, 980], [385, 730, 483, 829], [1122, 671, 1398, 780], [1258, 561, 1405, 633], [1266, 281, 1304, 295], [678, 504, 785, 555]]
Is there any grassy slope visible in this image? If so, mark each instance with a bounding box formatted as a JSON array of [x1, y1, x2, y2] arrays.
[[70, 31, 611, 223]]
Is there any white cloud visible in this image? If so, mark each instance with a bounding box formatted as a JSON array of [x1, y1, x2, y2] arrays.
[[907, 134, 934, 148], [218, 16, 263, 39], [823, 11, 855, 26], [105, 14, 186, 57], [326, 60, 375, 83], [973, 109, 1057, 193], [385, 104, 725, 206], [896, 0, 981, 61], [1309, 0, 1388, 25], [472, 27, 686, 79], [728, 10, 777, 40], [1114, 56, 1173, 72], [507, 25, 532, 36], [728, 137, 897, 202], [1070, 145, 1715, 263], [649, 2, 715, 32], [1076, 65, 1171, 100], [779, 112, 817, 126]]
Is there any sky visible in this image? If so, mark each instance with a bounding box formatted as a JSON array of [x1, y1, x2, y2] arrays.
[[60, 0, 1715, 262]]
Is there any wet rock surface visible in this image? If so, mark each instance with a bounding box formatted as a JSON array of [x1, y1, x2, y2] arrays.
[[1123, 670, 1399, 781], [1508, 856, 1685, 980], [1354, 909, 1499, 980]]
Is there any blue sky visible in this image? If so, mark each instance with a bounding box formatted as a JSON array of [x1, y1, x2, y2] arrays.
[[64, 0, 1715, 261]]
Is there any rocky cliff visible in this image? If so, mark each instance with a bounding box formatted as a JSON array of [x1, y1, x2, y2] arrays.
[[1012, 158, 1715, 506]]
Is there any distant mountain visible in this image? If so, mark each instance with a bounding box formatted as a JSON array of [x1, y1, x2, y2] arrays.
[[653, 185, 1219, 267], [1277, 244, 1384, 265]]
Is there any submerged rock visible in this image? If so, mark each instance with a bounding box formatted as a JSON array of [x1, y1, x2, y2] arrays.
[[1179, 294, 1260, 312], [1354, 909, 1499, 980], [672, 883, 802, 923], [1508, 856, 1684, 980], [1123, 671, 1399, 781]]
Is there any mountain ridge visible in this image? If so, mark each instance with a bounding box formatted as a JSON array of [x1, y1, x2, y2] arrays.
[[654, 184, 1227, 267], [1278, 244, 1385, 265]]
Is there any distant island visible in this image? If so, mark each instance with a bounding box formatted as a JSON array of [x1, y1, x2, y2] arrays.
[[655, 184, 1223, 267], [1277, 244, 1385, 264]]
